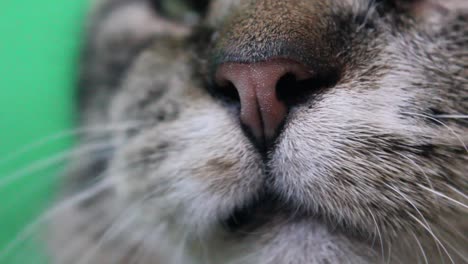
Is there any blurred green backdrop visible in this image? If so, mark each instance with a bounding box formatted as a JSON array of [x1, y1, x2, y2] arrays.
[[0, 1, 88, 263]]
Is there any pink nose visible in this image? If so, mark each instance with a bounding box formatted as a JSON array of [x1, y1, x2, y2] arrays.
[[215, 59, 314, 145]]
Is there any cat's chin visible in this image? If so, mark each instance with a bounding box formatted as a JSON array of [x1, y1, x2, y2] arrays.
[[193, 187, 385, 264], [205, 210, 380, 264]]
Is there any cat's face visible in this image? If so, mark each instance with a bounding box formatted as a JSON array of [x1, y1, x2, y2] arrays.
[[65, 0, 467, 263]]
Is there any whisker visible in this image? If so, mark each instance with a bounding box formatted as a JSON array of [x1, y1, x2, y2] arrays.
[[75, 205, 140, 264], [0, 147, 161, 261], [446, 185, 468, 201], [398, 153, 437, 202], [48, 158, 149, 259], [0, 173, 56, 216], [433, 115, 468, 119], [196, 231, 212, 264], [0, 150, 113, 217], [0, 141, 116, 190], [174, 229, 189, 264], [402, 112, 467, 153], [441, 235, 468, 263], [128, 226, 158, 264], [411, 231, 429, 264], [75, 188, 162, 264], [418, 185, 468, 211], [0, 121, 142, 169], [386, 239, 392, 264], [385, 184, 454, 264], [53, 234, 91, 264], [0, 179, 112, 261], [439, 218, 468, 243], [356, 0, 378, 32], [409, 214, 455, 264], [369, 210, 385, 262]]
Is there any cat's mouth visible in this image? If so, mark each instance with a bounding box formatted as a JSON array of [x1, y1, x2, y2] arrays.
[[221, 191, 285, 234], [221, 188, 369, 242], [220, 189, 320, 236]]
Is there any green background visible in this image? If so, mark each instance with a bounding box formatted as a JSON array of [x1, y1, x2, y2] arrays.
[[0, 1, 87, 263]]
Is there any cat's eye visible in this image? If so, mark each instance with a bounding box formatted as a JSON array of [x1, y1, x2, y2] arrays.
[[151, 0, 210, 23]]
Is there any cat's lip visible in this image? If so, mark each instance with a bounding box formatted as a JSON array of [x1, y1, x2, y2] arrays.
[[221, 191, 283, 233], [220, 189, 370, 243]]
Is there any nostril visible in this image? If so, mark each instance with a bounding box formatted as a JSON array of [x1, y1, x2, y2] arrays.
[[276, 69, 341, 106], [210, 78, 241, 104], [276, 73, 304, 105], [212, 59, 340, 148]]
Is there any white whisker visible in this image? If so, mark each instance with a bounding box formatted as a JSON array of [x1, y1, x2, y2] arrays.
[[0, 174, 55, 216], [197, 233, 213, 264], [75, 186, 161, 264], [411, 231, 429, 264], [402, 112, 467, 153], [409, 214, 455, 264], [0, 142, 115, 190], [418, 185, 468, 211], [174, 229, 189, 264], [398, 153, 436, 201], [439, 218, 468, 243], [0, 121, 142, 168], [386, 239, 392, 264], [0, 179, 112, 261], [51, 157, 149, 263], [441, 234, 468, 263], [128, 227, 156, 264], [385, 184, 454, 264], [75, 205, 139, 264], [446, 185, 468, 201], [433, 115, 468, 119], [369, 211, 385, 262]]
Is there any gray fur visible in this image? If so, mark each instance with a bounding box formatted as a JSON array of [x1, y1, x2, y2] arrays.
[[50, 0, 467, 263]]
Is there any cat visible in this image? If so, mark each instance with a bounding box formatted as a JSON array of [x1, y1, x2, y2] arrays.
[[49, 0, 467, 263]]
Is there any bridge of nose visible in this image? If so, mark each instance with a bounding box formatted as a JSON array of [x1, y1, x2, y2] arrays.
[[211, 0, 344, 146], [213, 0, 337, 63]]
